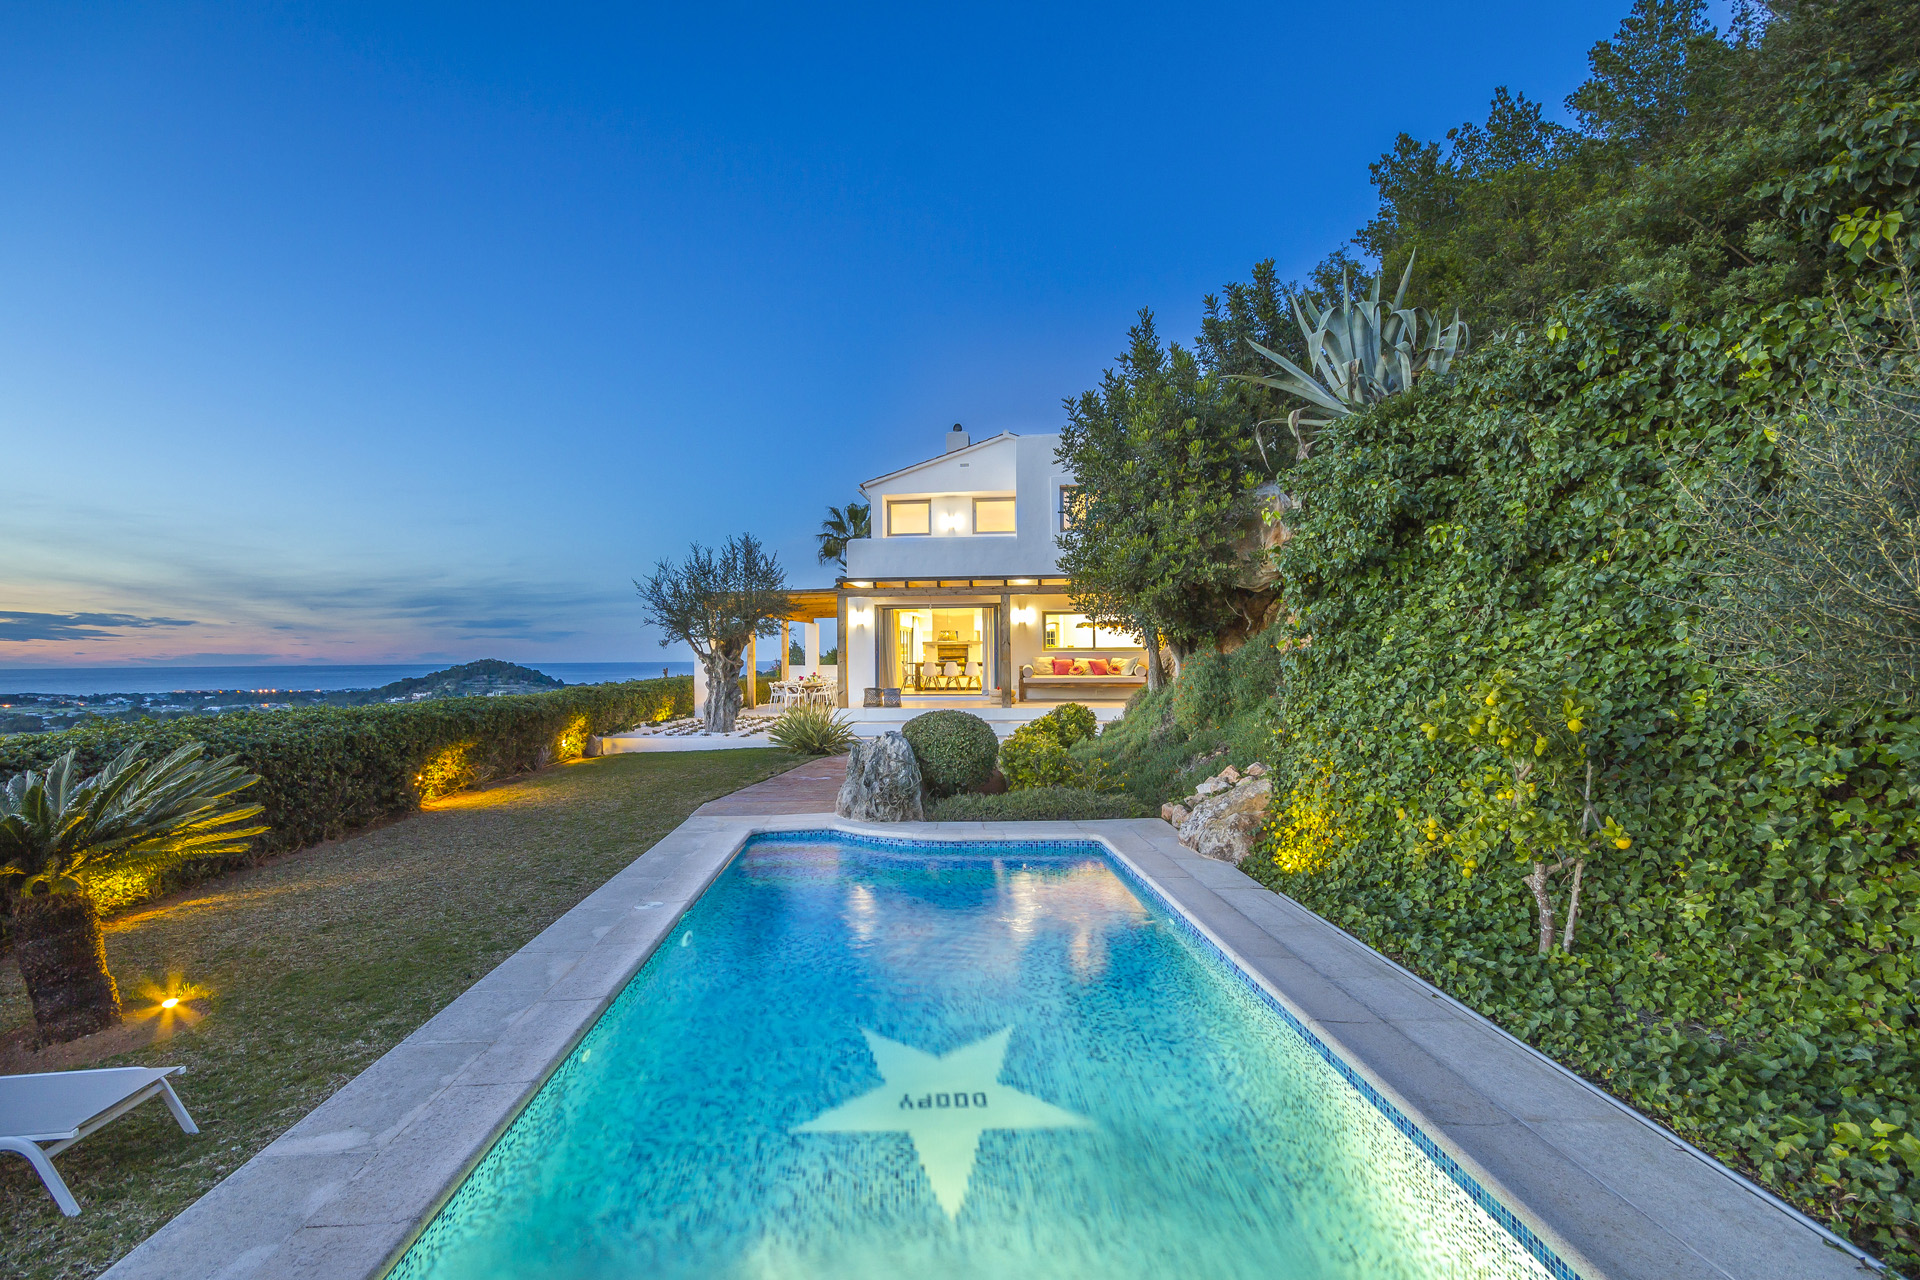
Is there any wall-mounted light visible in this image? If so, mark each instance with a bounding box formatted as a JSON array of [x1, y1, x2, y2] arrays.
[[850, 607, 872, 626], [941, 514, 966, 532], [1013, 606, 1036, 625]]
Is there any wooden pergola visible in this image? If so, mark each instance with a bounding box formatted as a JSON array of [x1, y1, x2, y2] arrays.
[[775, 588, 843, 686]]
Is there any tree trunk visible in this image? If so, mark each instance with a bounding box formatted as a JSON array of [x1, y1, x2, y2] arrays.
[[702, 645, 745, 733], [1143, 623, 1164, 692], [13, 892, 121, 1045], [1560, 858, 1587, 953], [1524, 861, 1556, 957]]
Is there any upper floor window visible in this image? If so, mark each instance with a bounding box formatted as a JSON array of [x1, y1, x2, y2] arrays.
[[1059, 484, 1084, 531], [887, 499, 931, 536], [887, 498, 933, 537], [973, 496, 1016, 534]]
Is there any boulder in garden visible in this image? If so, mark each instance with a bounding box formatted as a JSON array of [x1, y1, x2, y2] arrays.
[[836, 732, 925, 822], [1177, 777, 1272, 864]]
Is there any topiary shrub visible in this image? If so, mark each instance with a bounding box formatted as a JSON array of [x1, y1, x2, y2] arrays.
[[928, 787, 1148, 821], [1172, 650, 1234, 734], [900, 710, 999, 796]]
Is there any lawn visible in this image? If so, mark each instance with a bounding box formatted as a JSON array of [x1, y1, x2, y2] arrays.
[[0, 747, 800, 1280]]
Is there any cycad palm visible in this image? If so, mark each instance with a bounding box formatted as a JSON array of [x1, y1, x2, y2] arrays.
[[816, 501, 871, 567], [1, 743, 265, 1043]]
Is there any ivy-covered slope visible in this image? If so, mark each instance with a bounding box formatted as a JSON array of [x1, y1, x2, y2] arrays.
[[1257, 281, 1920, 1268]]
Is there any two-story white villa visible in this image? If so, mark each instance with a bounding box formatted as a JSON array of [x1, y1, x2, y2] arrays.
[[782, 424, 1150, 720]]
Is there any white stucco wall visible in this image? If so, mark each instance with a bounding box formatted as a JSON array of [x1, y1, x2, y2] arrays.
[[843, 432, 1074, 579]]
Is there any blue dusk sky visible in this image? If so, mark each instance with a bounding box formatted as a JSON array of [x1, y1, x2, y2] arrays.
[[0, 1, 1715, 667]]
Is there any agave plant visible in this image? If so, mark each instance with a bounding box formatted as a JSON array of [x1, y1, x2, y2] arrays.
[[1231, 252, 1469, 462], [0, 743, 265, 1044]]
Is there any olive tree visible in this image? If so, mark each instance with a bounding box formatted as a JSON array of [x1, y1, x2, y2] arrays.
[[638, 534, 791, 732]]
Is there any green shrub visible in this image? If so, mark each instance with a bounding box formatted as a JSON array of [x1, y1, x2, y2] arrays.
[[1172, 650, 1234, 733], [767, 704, 855, 756], [901, 710, 999, 796], [928, 787, 1148, 821], [1019, 702, 1098, 748], [1076, 681, 1268, 808], [1229, 627, 1287, 713], [998, 726, 1077, 790], [0, 677, 691, 921]]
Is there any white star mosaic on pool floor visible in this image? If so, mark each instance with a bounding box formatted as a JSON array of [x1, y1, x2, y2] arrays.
[[792, 1027, 1092, 1217]]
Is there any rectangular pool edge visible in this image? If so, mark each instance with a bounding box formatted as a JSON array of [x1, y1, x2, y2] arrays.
[[102, 814, 1877, 1280]]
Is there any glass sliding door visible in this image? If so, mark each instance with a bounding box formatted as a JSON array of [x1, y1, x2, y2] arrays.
[[882, 606, 995, 695]]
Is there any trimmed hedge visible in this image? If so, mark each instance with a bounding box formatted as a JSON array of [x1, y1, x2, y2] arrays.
[[901, 710, 999, 796], [928, 787, 1148, 821], [0, 677, 691, 918]]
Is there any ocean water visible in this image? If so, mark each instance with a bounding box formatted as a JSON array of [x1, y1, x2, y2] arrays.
[[389, 834, 1563, 1280], [0, 662, 703, 696]]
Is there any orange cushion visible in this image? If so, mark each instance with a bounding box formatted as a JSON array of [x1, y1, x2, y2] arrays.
[[1088, 659, 1110, 675], [1051, 657, 1074, 675]]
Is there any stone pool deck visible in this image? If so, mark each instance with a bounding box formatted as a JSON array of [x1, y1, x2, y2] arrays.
[[104, 814, 1879, 1280]]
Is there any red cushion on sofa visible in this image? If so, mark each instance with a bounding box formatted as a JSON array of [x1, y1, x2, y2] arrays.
[[1051, 657, 1074, 675], [1088, 658, 1109, 675]]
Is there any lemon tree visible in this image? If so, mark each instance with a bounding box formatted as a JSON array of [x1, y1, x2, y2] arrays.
[[1418, 671, 1630, 955]]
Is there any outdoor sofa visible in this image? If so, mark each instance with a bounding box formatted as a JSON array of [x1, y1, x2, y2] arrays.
[[1018, 655, 1149, 702]]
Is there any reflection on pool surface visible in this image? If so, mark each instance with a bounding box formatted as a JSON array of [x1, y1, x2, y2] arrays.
[[389, 834, 1563, 1280]]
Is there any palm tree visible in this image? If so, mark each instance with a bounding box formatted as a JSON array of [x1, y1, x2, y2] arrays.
[[1, 743, 266, 1044], [816, 501, 871, 567]]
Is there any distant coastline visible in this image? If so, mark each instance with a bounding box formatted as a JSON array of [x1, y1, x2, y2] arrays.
[[0, 661, 707, 697]]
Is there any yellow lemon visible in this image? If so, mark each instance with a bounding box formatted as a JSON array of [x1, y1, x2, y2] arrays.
[[1567, 718, 1583, 733], [1615, 836, 1632, 849]]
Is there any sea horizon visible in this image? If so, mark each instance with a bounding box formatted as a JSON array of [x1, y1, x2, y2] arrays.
[[0, 660, 733, 697]]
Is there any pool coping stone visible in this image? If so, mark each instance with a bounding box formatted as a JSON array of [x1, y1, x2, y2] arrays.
[[101, 815, 1881, 1280]]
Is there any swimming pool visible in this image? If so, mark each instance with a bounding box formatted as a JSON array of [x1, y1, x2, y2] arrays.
[[388, 833, 1571, 1280]]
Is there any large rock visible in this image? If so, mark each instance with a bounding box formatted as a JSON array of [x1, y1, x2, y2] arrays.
[[836, 732, 925, 822], [1177, 776, 1272, 864]]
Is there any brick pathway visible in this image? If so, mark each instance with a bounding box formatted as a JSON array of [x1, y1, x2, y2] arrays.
[[694, 754, 847, 815]]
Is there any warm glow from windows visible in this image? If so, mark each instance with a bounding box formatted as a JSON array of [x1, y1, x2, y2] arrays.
[[887, 499, 931, 536], [1043, 612, 1141, 650], [1058, 484, 1084, 530], [973, 496, 1016, 533]]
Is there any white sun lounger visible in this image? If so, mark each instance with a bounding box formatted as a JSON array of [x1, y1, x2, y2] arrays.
[[0, 1066, 198, 1215]]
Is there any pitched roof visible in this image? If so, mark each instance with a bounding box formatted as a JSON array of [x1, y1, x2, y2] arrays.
[[859, 431, 1020, 493]]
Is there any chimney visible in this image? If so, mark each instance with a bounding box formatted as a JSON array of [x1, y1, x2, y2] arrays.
[[945, 422, 969, 453]]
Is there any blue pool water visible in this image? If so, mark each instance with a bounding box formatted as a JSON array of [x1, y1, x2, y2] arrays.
[[390, 835, 1565, 1280]]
